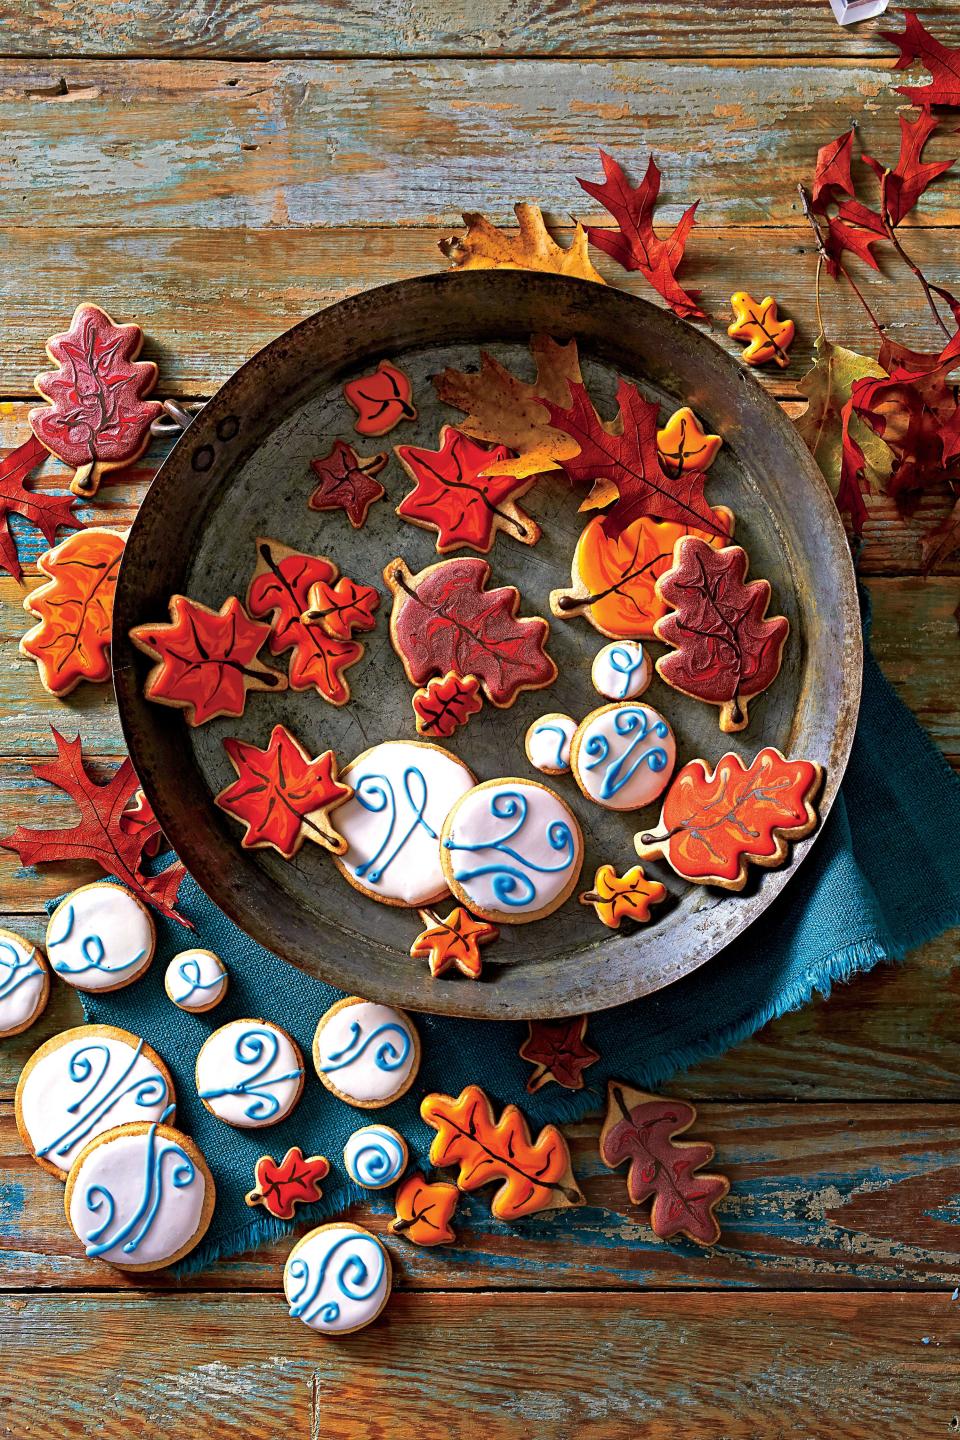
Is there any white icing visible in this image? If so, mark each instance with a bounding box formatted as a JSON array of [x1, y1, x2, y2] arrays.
[[525, 714, 577, 774], [573, 703, 676, 812], [196, 1019, 303, 1128], [165, 949, 228, 1011], [284, 1224, 391, 1333], [335, 741, 474, 905], [20, 1029, 172, 1171], [45, 884, 155, 992], [342, 1125, 408, 1189], [442, 781, 582, 918], [591, 641, 651, 701], [314, 1000, 418, 1106], [67, 1123, 206, 1268], [0, 932, 46, 1036]]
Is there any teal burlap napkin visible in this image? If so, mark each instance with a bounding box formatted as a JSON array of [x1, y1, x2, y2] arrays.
[[74, 617, 960, 1272]]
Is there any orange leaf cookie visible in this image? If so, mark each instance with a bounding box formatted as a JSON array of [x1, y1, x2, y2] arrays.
[[215, 723, 351, 859], [20, 528, 124, 696], [411, 906, 499, 980], [390, 1173, 459, 1246], [421, 1084, 583, 1220], [344, 360, 417, 436], [656, 407, 722, 478], [635, 746, 824, 891], [727, 291, 795, 368], [303, 575, 380, 640], [579, 863, 667, 928], [245, 1146, 330, 1220], [412, 672, 483, 738]]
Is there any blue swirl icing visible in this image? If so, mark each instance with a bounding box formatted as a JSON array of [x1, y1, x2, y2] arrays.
[[36, 1038, 169, 1163], [443, 789, 576, 909], [344, 1127, 406, 1187], [531, 723, 570, 771], [173, 955, 224, 1005], [607, 644, 645, 698], [287, 1232, 386, 1327], [583, 707, 670, 800], [198, 1027, 303, 1122], [0, 939, 42, 1003], [47, 902, 147, 978], [319, 1019, 411, 1076], [81, 1105, 198, 1259], [353, 766, 436, 885]]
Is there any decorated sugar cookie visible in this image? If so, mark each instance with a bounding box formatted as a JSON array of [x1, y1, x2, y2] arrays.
[[215, 724, 351, 859], [440, 778, 583, 924], [344, 359, 417, 436], [727, 291, 794, 368], [64, 1110, 215, 1270], [410, 905, 499, 980], [412, 672, 483, 738], [591, 641, 651, 701], [245, 1146, 330, 1220], [20, 528, 125, 697], [570, 703, 676, 813], [332, 739, 475, 907], [524, 713, 577, 776], [16, 1025, 174, 1179], [313, 996, 421, 1109], [656, 407, 722, 478], [164, 949, 228, 1013], [284, 1222, 392, 1335], [390, 1173, 459, 1246], [45, 883, 156, 993], [579, 863, 667, 928], [343, 1125, 408, 1190], [0, 928, 49, 1038], [196, 1019, 304, 1128], [394, 425, 539, 555], [308, 440, 388, 529]]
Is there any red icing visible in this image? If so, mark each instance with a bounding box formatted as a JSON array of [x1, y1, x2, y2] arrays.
[[344, 360, 417, 436], [308, 440, 387, 528], [216, 724, 350, 859], [412, 672, 483, 737], [246, 1147, 330, 1220], [395, 425, 537, 553]]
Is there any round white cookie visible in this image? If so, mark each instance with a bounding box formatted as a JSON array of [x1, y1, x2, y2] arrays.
[[313, 996, 420, 1109], [165, 949, 228, 1013], [332, 740, 475, 907], [440, 777, 584, 924], [343, 1125, 408, 1190], [45, 883, 156, 992], [16, 1025, 174, 1179], [196, 1018, 304, 1128], [571, 702, 676, 812], [0, 928, 49, 1038], [64, 1113, 215, 1271], [591, 641, 651, 701], [285, 1222, 392, 1335], [524, 713, 577, 775]]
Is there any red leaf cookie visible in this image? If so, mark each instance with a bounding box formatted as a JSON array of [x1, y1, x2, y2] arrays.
[[410, 905, 499, 979], [0, 433, 81, 584], [129, 594, 285, 727], [20, 528, 125, 696], [215, 724, 351, 859], [246, 539, 365, 705], [245, 1146, 330, 1220], [308, 440, 388, 529], [653, 537, 789, 732], [599, 1081, 729, 1246], [635, 746, 824, 891], [395, 425, 540, 554], [412, 672, 483, 737], [384, 555, 557, 708], [29, 303, 163, 497], [519, 1017, 600, 1093], [344, 360, 417, 436], [390, 1173, 459, 1246]]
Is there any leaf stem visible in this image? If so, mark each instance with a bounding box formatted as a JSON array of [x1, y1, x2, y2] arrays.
[[879, 170, 951, 340], [796, 184, 886, 340]]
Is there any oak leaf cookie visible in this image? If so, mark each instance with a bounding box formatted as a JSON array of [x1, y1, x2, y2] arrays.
[[313, 996, 420, 1109], [45, 882, 156, 993], [16, 1024, 174, 1179], [440, 777, 583, 924], [0, 927, 49, 1038], [196, 1018, 304, 1128], [570, 703, 676, 813], [285, 1222, 392, 1334], [20, 528, 125, 697], [394, 425, 539, 555], [64, 1111, 215, 1270]]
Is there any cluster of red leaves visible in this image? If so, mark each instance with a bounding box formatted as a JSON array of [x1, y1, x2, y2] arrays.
[[0, 434, 82, 582]]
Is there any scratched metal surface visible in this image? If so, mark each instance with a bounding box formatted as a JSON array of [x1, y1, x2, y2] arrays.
[[112, 270, 860, 1019]]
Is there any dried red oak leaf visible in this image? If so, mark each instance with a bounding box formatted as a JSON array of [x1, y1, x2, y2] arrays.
[[411, 905, 499, 980], [519, 1017, 600, 1093], [599, 1081, 729, 1246], [811, 127, 857, 210], [129, 594, 286, 727], [390, 1173, 459, 1246], [308, 440, 388, 529], [215, 724, 351, 860], [881, 9, 960, 108], [545, 380, 727, 542], [0, 433, 81, 584], [412, 672, 484, 738], [245, 1147, 330, 1220], [653, 537, 789, 733], [577, 150, 706, 321], [0, 729, 189, 926], [384, 555, 557, 708], [29, 303, 163, 497], [395, 426, 539, 555]]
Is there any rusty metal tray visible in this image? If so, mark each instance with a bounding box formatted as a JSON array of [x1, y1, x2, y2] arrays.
[[112, 272, 861, 1020]]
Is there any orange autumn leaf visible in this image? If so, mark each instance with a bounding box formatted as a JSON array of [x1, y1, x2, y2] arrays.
[[579, 863, 667, 929], [390, 1173, 460, 1246], [727, 292, 795, 368], [550, 508, 734, 640], [439, 204, 605, 287], [420, 1084, 584, 1220], [20, 528, 124, 696], [411, 905, 499, 979], [656, 407, 722, 478], [635, 746, 823, 891]]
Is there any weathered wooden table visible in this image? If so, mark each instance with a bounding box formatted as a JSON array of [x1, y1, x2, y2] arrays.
[[2, 2, 960, 1434]]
